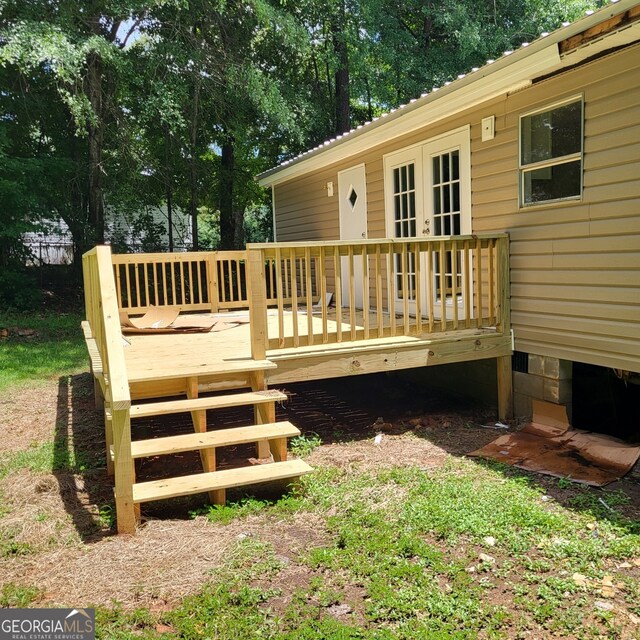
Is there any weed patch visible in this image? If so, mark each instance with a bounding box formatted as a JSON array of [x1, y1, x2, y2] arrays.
[[290, 433, 322, 457], [0, 583, 43, 607]]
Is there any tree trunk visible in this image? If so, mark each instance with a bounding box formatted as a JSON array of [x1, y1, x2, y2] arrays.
[[86, 51, 105, 245], [166, 184, 174, 252], [233, 206, 245, 249], [331, 1, 350, 136], [189, 80, 201, 251], [219, 140, 235, 250], [164, 127, 174, 252]]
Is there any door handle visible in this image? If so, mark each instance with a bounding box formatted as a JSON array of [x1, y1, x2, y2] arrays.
[[361, 232, 366, 238]]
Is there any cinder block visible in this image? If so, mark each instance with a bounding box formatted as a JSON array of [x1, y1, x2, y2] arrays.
[[543, 378, 572, 404], [528, 355, 572, 380], [513, 371, 544, 399], [514, 392, 532, 419]]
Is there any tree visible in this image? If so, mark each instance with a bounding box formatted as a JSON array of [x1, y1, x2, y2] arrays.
[[1, 0, 147, 254]]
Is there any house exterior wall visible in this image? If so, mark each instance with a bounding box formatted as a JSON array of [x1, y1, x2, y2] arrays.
[[273, 41, 640, 374]]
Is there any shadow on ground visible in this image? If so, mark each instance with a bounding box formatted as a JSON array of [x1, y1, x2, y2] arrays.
[[54, 372, 115, 542], [56, 370, 640, 537]]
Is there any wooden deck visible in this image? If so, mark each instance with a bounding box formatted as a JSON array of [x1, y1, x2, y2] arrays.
[[124, 312, 510, 399], [82, 235, 513, 534]]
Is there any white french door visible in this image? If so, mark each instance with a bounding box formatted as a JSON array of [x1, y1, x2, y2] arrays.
[[424, 129, 472, 319], [385, 148, 423, 315], [384, 126, 471, 318]]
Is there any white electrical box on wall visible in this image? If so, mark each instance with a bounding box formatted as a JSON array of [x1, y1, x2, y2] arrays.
[[327, 181, 334, 197], [481, 116, 495, 141]]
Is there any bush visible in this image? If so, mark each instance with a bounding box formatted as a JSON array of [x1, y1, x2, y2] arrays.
[[0, 269, 42, 310]]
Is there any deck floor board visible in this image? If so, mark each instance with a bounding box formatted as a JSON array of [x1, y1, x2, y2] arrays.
[[123, 311, 508, 396]]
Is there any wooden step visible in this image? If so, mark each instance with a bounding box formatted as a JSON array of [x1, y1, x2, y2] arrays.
[[126, 358, 277, 384], [132, 459, 313, 503], [126, 421, 300, 459], [130, 389, 288, 419]]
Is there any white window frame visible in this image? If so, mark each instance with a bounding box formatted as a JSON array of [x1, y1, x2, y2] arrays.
[[519, 95, 584, 208]]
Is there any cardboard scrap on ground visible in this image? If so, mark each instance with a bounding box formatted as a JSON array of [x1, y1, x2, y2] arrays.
[[120, 307, 237, 334], [470, 399, 640, 486]]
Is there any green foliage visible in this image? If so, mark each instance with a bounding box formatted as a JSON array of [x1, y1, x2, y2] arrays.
[[0, 583, 43, 607], [289, 432, 323, 457], [0, 270, 42, 311], [0, 0, 607, 259]]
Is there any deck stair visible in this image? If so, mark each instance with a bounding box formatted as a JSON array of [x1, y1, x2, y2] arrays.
[[99, 360, 313, 532], [130, 389, 288, 418], [111, 361, 312, 525]]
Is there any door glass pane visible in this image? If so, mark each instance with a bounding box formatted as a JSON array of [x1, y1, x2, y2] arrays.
[[393, 162, 416, 238], [392, 161, 417, 301], [431, 149, 463, 301]]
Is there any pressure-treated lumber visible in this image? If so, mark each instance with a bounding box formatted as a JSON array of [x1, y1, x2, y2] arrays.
[[186, 376, 222, 504], [126, 358, 277, 384], [132, 459, 313, 503], [126, 422, 300, 459], [250, 369, 277, 460], [130, 389, 288, 418]]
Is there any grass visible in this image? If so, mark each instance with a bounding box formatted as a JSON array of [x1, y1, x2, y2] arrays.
[[0, 311, 86, 392], [1, 311, 638, 637], [92, 460, 640, 639], [0, 437, 98, 480]]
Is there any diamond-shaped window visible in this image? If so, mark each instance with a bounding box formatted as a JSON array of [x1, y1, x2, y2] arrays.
[[348, 187, 358, 209]]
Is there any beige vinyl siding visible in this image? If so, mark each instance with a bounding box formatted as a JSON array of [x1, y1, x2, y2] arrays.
[[273, 41, 640, 372], [489, 45, 640, 372]]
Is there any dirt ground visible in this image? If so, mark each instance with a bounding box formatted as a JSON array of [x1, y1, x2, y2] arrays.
[[1, 371, 638, 610]]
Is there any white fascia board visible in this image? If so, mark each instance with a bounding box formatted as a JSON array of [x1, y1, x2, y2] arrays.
[[258, 46, 560, 188]]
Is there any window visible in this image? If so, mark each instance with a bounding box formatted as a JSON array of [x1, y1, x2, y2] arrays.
[[520, 98, 583, 206]]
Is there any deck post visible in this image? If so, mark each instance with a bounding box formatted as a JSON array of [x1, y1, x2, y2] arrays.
[[208, 253, 220, 313], [187, 376, 225, 504], [496, 235, 513, 420], [93, 245, 134, 532], [112, 408, 137, 534], [246, 246, 269, 361]]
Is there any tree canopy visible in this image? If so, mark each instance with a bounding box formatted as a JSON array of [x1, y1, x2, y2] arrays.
[[0, 0, 605, 290]]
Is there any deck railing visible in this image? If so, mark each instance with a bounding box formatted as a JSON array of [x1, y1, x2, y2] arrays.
[[108, 233, 509, 360], [83, 246, 136, 534], [245, 234, 510, 354], [111, 250, 318, 314]]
